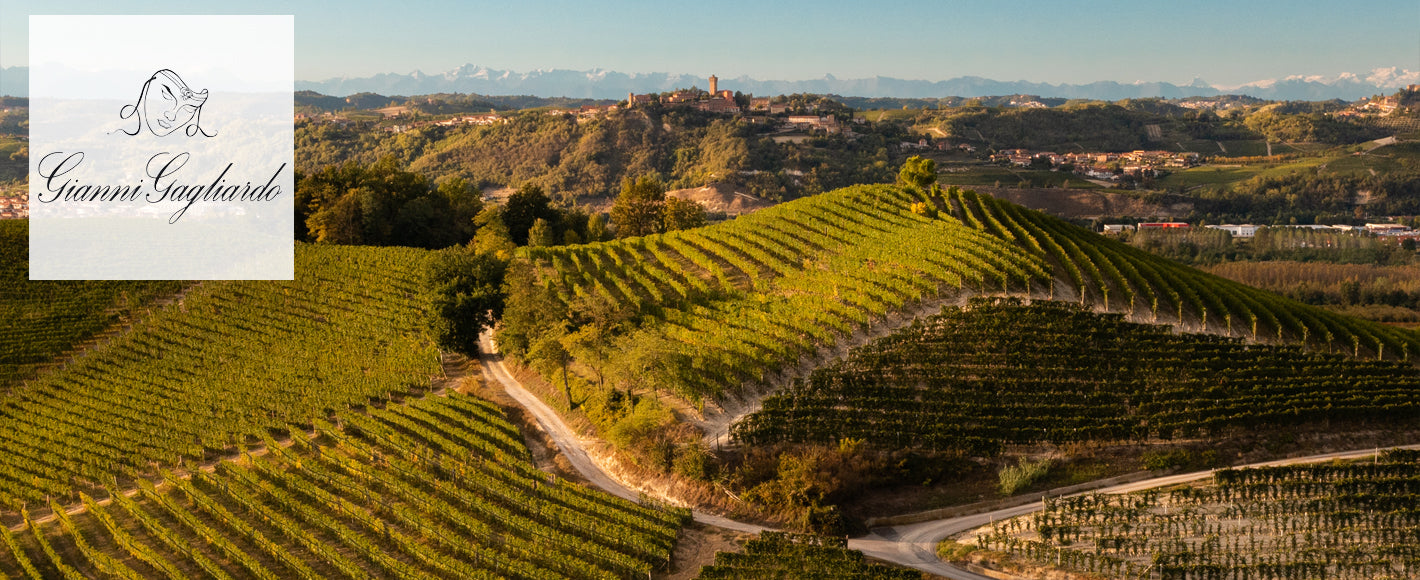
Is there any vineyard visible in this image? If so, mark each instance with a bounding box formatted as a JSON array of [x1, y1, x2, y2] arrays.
[[732, 298, 1420, 453], [970, 449, 1420, 579], [0, 243, 441, 510], [508, 183, 1420, 414], [694, 531, 919, 579], [512, 184, 1049, 402], [0, 392, 690, 579], [943, 186, 1420, 360], [0, 220, 186, 389]]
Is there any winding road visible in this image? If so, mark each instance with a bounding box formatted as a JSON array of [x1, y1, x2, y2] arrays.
[[476, 332, 768, 535], [476, 331, 1420, 579]]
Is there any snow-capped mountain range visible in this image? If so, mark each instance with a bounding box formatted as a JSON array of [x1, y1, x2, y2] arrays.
[[294, 65, 1420, 101], [2, 65, 1417, 101]]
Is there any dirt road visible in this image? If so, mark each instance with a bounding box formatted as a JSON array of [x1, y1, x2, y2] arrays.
[[477, 329, 1420, 579]]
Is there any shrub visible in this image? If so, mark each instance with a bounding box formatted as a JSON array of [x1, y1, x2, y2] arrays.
[[998, 457, 1053, 496]]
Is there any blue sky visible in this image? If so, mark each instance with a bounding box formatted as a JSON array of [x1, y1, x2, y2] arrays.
[[2, 0, 1417, 86]]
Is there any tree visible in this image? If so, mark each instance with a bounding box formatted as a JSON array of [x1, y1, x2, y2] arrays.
[[587, 213, 609, 242], [562, 293, 635, 389], [496, 261, 570, 361], [611, 175, 667, 238], [306, 188, 367, 244], [296, 156, 481, 248], [527, 218, 557, 247], [663, 197, 707, 232], [503, 183, 558, 245], [897, 155, 937, 191], [471, 206, 517, 259], [426, 248, 508, 356]]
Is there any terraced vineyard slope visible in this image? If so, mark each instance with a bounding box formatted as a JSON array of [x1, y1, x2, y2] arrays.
[[0, 244, 440, 509], [0, 220, 186, 389], [734, 298, 1420, 453], [970, 449, 1420, 579], [695, 531, 920, 579], [0, 393, 689, 579]]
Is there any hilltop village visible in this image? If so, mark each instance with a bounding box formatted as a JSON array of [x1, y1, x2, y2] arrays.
[[318, 74, 857, 137]]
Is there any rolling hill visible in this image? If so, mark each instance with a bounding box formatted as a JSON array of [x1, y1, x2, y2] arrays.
[[499, 182, 1420, 478], [506, 183, 1420, 407]]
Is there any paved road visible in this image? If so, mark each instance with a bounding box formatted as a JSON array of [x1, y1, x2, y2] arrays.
[[477, 330, 1419, 579], [855, 443, 1420, 578]]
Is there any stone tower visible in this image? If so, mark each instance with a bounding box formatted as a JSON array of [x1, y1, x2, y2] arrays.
[[709, 74, 718, 95]]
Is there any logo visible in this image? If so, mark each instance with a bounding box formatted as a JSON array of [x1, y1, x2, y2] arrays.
[[116, 69, 216, 137], [30, 14, 294, 280]]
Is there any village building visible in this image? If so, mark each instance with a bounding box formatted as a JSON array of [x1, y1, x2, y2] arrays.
[[1206, 224, 1259, 238]]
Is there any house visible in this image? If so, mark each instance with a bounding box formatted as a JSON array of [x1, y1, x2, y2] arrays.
[[1081, 166, 1118, 181], [0, 196, 27, 219], [1103, 224, 1135, 235], [462, 114, 501, 125], [627, 93, 656, 106], [1206, 224, 1259, 238], [786, 115, 840, 133], [1366, 223, 1413, 235], [749, 97, 772, 111], [1137, 222, 1190, 230], [665, 91, 699, 104], [696, 98, 740, 114]]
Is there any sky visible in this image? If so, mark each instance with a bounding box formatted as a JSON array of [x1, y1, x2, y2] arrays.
[[2, 0, 1418, 87]]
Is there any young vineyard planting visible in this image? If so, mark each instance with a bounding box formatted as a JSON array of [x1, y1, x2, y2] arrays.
[[694, 531, 920, 579], [0, 244, 441, 510], [0, 220, 186, 389], [971, 450, 1420, 579], [733, 298, 1420, 453], [0, 392, 689, 579]]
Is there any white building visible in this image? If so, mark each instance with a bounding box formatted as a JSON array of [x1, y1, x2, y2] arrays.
[[1206, 224, 1259, 238], [1366, 223, 1413, 235]]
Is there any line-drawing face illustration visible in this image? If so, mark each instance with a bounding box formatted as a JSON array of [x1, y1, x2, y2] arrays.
[[117, 69, 216, 137]]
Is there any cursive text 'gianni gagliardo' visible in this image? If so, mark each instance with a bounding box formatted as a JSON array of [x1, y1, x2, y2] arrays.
[[36, 151, 286, 224]]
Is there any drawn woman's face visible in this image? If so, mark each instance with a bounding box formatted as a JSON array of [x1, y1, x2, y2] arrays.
[[145, 70, 209, 135]]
